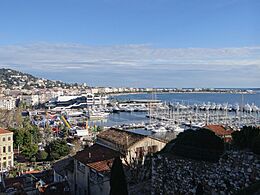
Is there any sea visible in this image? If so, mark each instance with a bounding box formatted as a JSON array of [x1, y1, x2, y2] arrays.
[[89, 92, 260, 130]]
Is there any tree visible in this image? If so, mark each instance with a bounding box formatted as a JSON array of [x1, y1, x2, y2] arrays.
[[110, 157, 128, 195], [171, 128, 224, 162], [45, 139, 70, 160], [36, 150, 48, 161], [10, 127, 24, 148], [232, 126, 260, 150], [61, 126, 69, 137], [21, 143, 38, 160]]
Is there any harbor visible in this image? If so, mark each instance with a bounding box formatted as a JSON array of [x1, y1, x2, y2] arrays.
[[26, 92, 260, 142]]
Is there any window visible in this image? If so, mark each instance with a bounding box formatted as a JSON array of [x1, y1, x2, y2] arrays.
[[3, 146, 6, 153], [8, 156, 11, 159], [8, 161, 12, 166], [77, 161, 85, 173], [2, 137, 5, 142], [152, 145, 158, 153], [136, 147, 144, 159], [8, 137, 11, 141], [8, 146, 11, 152], [148, 145, 158, 153]]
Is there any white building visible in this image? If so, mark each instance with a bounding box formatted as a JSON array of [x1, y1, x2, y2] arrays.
[[20, 95, 40, 106], [48, 93, 109, 110], [0, 97, 16, 110]]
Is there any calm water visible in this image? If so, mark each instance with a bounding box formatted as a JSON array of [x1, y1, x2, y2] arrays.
[[112, 92, 260, 105], [90, 92, 260, 128], [88, 112, 149, 127]]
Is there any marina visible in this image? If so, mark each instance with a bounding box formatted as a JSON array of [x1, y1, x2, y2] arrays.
[[28, 92, 260, 141]]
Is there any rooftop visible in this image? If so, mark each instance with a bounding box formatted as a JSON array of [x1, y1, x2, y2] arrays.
[[87, 159, 115, 173], [204, 125, 233, 136], [0, 127, 12, 135], [97, 128, 146, 149], [73, 143, 120, 173]]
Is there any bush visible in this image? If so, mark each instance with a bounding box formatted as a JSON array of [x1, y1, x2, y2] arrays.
[[232, 126, 260, 153], [171, 128, 224, 162]]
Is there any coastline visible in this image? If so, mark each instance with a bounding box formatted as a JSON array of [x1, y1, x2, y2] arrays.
[[108, 91, 256, 97]]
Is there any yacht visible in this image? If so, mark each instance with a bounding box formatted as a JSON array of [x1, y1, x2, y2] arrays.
[[87, 111, 109, 120], [112, 106, 120, 113], [173, 125, 185, 133], [145, 124, 154, 131], [152, 126, 168, 133]]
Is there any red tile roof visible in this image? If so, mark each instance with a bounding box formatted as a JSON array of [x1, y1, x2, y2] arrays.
[[0, 127, 12, 134], [87, 159, 114, 173], [73, 144, 120, 173], [204, 125, 233, 136]]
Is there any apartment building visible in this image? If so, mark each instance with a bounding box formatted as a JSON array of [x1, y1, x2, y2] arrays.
[[0, 128, 14, 172], [0, 97, 16, 110]]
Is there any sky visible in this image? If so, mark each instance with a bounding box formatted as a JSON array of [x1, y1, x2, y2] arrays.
[[0, 0, 259, 88]]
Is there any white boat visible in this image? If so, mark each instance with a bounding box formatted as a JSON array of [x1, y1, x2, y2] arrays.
[[222, 103, 228, 110], [191, 122, 205, 128], [244, 104, 252, 112], [124, 106, 135, 112], [145, 124, 154, 131], [88, 111, 109, 119], [66, 111, 84, 117], [112, 106, 120, 112], [251, 104, 259, 112], [216, 104, 221, 110], [199, 103, 206, 110], [173, 125, 184, 133], [152, 126, 168, 133], [210, 103, 216, 110]]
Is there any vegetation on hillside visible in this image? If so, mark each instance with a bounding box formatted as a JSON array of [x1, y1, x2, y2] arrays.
[[0, 68, 86, 89]]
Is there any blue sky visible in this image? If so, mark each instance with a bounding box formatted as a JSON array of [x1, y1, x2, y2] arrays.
[[0, 0, 259, 87]]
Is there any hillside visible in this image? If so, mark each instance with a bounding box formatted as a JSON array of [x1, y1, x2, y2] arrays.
[[0, 68, 79, 89]]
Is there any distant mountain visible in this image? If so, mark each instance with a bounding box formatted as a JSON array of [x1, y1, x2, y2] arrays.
[[0, 68, 81, 89]]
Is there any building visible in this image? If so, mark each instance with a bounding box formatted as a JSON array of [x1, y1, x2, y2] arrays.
[[71, 129, 166, 195], [46, 93, 109, 110], [0, 170, 71, 194], [53, 157, 74, 192], [20, 94, 40, 106], [73, 144, 120, 195], [96, 128, 166, 164], [0, 128, 14, 171], [204, 125, 234, 142], [0, 96, 16, 110]]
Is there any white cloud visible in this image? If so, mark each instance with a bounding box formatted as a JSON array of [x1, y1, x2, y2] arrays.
[[0, 43, 259, 87]]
